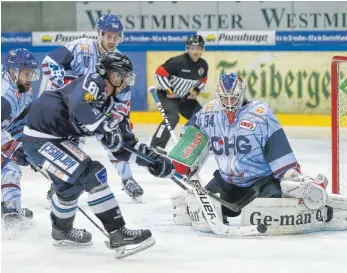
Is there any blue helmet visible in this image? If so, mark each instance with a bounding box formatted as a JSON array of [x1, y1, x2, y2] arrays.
[[97, 14, 123, 33], [5, 48, 40, 81], [97, 14, 124, 48], [216, 73, 246, 112]]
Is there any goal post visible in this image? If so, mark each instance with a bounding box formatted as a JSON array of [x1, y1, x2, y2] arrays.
[[331, 56, 347, 195]]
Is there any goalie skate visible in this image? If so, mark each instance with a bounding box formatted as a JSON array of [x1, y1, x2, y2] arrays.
[[104, 227, 155, 259], [122, 178, 144, 203]]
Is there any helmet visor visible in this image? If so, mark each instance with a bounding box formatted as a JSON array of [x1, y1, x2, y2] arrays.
[[109, 69, 135, 88], [17, 68, 40, 82]]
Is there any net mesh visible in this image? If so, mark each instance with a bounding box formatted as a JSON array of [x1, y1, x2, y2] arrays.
[[338, 61, 347, 195]]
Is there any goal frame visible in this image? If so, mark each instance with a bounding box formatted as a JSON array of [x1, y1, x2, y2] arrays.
[[331, 56, 347, 194]]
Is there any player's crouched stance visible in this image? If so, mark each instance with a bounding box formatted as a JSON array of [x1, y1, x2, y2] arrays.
[[22, 52, 174, 257], [171, 73, 347, 235]]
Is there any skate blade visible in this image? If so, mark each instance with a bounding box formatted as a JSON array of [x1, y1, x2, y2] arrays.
[[105, 237, 156, 259], [52, 239, 93, 247], [131, 195, 143, 203]]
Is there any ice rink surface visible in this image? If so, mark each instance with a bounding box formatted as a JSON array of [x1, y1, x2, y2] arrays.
[[2, 126, 346, 273]]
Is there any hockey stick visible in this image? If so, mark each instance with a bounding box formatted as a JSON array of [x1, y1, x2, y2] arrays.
[[123, 146, 188, 191], [148, 87, 266, 236], [126, 144, 252, 212], [26, 156, 110, 239]]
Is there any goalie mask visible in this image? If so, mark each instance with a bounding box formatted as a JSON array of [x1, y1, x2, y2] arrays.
[[216, 73, 246, 112]]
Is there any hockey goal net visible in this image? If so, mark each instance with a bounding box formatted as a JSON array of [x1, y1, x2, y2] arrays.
[[332, 56, 347, 195]]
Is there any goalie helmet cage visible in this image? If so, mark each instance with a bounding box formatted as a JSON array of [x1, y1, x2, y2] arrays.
[[331, 56, 347, 195]]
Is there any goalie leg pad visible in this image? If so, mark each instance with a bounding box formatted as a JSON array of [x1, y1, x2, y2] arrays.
[[171, 191, 192, 226], [241, 196, 347, 235], [171, 189, 223, 232]]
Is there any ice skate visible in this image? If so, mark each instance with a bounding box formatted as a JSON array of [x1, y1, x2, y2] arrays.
[[2, 203, 33, 231], [50, 212, 92, 247], [122, 177, 144, 203], [105, 226, 155, 259], [52, 226, 93, 247]]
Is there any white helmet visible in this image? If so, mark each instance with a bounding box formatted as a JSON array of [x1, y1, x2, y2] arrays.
[[215, 73, 246, 112]]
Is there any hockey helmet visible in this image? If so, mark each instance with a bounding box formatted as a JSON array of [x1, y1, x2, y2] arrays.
[[186, 35, 205, 49], [96, 52, 135, 88], [5, 48, 40, 82], [97, 14, 124, 44]]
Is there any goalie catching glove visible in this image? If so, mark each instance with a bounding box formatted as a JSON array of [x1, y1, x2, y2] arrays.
[[280, 168, 328, 210]]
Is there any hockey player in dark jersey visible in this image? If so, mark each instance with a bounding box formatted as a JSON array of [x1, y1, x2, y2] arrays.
[[22, 52, 174, 257], [41, 15, 144, 203], [150, 34, 209, 154]]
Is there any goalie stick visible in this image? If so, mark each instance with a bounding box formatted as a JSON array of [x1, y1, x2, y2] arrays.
[[148, 86, 266, 236]]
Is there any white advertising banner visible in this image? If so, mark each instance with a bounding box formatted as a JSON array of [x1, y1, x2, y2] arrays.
[[32, 31, 97, 46], [76, 1, 346, 31], [198, 31, 276, 45]]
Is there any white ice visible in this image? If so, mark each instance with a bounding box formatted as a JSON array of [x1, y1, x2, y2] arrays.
[[2, 126, 346, 273]]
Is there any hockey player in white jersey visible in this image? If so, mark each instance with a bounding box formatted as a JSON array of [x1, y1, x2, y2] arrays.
[[1, 48, 40, 229], [41, 14, 144, 202], [170, 73, 344, 235]]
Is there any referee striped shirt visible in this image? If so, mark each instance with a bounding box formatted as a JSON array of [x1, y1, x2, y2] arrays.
[[155, 53, 208, 98]]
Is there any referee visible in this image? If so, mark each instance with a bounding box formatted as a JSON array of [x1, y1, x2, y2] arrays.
[[150, 34, 209, 154]]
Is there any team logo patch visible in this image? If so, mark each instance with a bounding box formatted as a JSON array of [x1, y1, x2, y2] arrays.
[[81, 44, 88, 51], [198, 68, 204, 76], [39, 142, 79, 174], [84, 93, 96, 102], [95, 168, 107, 184], [205, 103, 213, 111], [42, 160, 70, 182], [239, 120, 257, 131], [256, 107, 264, 114]]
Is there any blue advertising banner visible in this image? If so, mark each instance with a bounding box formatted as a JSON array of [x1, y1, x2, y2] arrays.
[[276, 31, 347, 45], [1, 32, 32, 45]]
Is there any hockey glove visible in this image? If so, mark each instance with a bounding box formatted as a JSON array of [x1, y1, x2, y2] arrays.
[[2, 140, 29, 166], [100, 117, 123, 153], [136, 143, 174, 178]]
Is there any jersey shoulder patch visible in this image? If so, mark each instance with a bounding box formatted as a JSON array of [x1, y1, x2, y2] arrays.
[[82, 73, 106, 100], [202, 99, 217, 112], [65, 38, 95, 55]]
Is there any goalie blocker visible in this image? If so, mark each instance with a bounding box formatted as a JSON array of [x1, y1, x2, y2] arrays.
[[170, 126, 347, 235]]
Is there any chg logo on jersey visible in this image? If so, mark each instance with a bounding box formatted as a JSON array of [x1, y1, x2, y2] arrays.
[[239, 120, 256, 131], [39, 142, 79, 174]]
